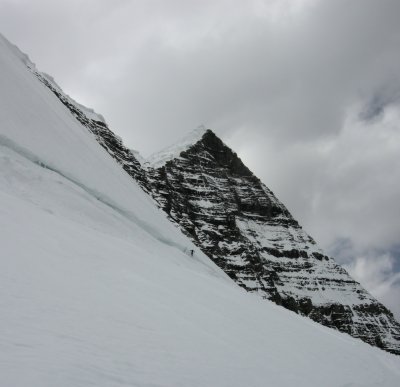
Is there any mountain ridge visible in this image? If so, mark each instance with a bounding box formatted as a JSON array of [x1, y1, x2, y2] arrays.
[[9, 31, 400, 355], [144, 128, 400, 354]]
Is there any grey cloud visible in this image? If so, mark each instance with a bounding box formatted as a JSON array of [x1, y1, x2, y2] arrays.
[[2, 0, 400, 150], [344, 249, 400, 321], [360, 84, 400, 122], [329, 238, 400, 320]]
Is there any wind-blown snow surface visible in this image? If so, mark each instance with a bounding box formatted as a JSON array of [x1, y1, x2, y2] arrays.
[[0, 34, 400, 386]]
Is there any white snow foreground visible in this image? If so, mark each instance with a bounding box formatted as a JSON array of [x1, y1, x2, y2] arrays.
[[0, 34, 399, 387]]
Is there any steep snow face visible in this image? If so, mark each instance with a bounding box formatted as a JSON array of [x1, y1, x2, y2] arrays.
[[1, 33, 400, 386], [145, 129, 400, 355], [0, 33, 197, 259], [7, 35, 147, 189]]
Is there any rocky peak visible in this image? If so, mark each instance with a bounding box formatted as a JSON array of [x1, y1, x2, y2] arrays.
[[186, 129, 254, 177], [146, 125, 208, 168], [145, 129, 400, 355]]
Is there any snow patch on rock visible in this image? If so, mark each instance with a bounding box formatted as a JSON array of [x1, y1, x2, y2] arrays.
[[147, 125, 209, 168]]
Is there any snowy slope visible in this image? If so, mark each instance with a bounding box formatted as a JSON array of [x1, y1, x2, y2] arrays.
[[0, 34, 400, 386]]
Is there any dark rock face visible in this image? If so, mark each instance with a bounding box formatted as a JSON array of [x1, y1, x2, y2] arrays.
[[29, 63, 400, 355], [144, 129, 400, 355]]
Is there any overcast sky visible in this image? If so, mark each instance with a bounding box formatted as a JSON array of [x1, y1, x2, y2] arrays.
[[1, 0, 399, 319]]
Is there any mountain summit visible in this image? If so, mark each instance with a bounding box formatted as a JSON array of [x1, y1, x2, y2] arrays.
[[144, 128, 400, 355]]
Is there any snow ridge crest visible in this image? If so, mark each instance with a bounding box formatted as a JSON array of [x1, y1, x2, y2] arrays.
[[146, 125, 209, 168]]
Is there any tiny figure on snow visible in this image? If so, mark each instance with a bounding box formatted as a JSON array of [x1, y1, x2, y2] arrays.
[[190, 249, 194, 257]]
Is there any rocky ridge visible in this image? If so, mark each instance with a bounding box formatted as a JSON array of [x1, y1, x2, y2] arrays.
[[21, 55, 146, 188], [144, 128, 400, 355], [24, 54, 400, 354]]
